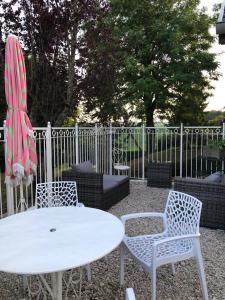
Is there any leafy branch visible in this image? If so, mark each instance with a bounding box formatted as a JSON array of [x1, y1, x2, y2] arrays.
[[208, 139, 225, 149]]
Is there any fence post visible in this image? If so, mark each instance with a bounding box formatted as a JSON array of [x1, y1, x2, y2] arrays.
[[4, 120, 14, 215], [109, 123, 112, 175], [180, 123, 183, 178], [46, 122, 53, 182], [142, 123, 145, 180], [222, 123, 225, 175], [75, 123, 79, 164], [95, 124, 98, 172]]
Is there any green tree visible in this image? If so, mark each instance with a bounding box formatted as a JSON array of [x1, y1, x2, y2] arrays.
[[204, 109, 225, 126], [0, 0, 108, 126], [80, 7, 127, 124], [107, 0, 219, 126]]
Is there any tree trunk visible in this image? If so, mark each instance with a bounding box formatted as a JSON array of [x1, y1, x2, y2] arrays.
[[143, 95, 155, 127], [144, 95, 155, 158], [146, 111, 154, 127], [55, 1, 79, 126]]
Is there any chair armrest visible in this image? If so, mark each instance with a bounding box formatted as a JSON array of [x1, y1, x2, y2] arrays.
[[174, 177, 225, 203], [120, 212, 165, 226], [153, 233, 200, 259], [174, 177, 225, 192]]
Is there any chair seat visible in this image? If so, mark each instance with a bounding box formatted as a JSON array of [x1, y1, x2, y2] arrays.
[[124, 233, 194, 268], [114, 164, 130, 171], [103, 175, 129, 192], [124, 233, 165, 267]]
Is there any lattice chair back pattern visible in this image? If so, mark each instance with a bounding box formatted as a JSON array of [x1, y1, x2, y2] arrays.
[[35, 180, 91, 291], [120, 190, 208, 300], [165, 191, 202, 237], [113, 147, 130, 174], [36, 181, 79, 208]]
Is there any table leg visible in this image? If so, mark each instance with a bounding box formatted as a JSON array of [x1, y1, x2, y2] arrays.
[[52, 272, 63, 300]]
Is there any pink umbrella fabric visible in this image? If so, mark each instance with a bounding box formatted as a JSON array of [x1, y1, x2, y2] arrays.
[[4, 35, 37, 186]]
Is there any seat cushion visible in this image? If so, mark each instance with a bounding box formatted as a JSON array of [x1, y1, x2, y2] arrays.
[[103, 175, 128, 184], [103, 175, 128, 192], [72, 161, 95, 173], [205, 171, 222, 183]]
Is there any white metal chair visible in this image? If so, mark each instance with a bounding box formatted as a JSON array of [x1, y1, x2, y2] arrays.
[[126, 288, 136, 300], [35, 181, 91, 297], [113, 148, 130, 174], [36, 181, 83, 208], [120, 190, 208, 300]]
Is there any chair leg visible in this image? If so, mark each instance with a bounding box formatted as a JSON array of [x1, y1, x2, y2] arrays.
[[120, 244, 125, 286], [150, 267, 156, 300], [85, 264, 91, 281], [171, 263, 176, 275], [195, 242, 208, 300]]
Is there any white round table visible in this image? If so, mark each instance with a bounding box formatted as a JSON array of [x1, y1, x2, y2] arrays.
[[0, 206, 124, 299]]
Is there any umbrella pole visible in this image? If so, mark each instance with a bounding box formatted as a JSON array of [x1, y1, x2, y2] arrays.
[[20, 183, 26, 211]]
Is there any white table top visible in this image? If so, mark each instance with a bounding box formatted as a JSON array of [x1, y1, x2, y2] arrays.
[[0, 207, 124, 275]]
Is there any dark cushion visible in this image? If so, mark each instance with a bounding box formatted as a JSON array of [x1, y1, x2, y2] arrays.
[[103, 175, 128, 192], [103, 175, 128, 184], [205, 171, 222, 183], [72, 161, 95, 173]]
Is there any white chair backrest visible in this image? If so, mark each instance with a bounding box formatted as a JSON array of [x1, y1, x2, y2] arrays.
[[125, 288, 136, 300], [165, 191, 202, 237], [36, 181, 78, 208], [113, 147, 128, 167]]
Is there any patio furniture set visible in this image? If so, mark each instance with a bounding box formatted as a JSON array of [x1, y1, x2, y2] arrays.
[[0, 161, 212, 300], [0, 32, 219, 300]]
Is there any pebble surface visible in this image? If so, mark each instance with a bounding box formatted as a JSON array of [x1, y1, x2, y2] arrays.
[[0, 181, 225, 299]]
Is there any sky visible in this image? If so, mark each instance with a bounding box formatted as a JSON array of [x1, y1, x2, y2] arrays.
[[200, 0, 225, 111]]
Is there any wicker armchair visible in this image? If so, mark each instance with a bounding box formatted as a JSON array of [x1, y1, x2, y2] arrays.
[[62, 169, 129, 210], [174, 177, 225, 230], [147, 162, 172, 188]]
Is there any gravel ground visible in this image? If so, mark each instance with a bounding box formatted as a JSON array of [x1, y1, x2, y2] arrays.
[[1, 181, 225, 299]]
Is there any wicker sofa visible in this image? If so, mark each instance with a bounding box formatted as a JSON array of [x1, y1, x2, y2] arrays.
[[174, 175, 225, 230], [62, 161, 130, 210]]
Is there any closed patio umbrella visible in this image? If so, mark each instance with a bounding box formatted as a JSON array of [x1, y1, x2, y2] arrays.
[[4, 34, 37, 210]]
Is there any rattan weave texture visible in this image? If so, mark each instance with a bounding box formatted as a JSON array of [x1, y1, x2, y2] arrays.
[[147, 162, 172, 188], [174, 177, 225, 230], [62, 169, 130, 210]]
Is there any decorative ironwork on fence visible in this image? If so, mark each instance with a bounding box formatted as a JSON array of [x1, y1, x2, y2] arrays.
[[0, 123, 224, 218]]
